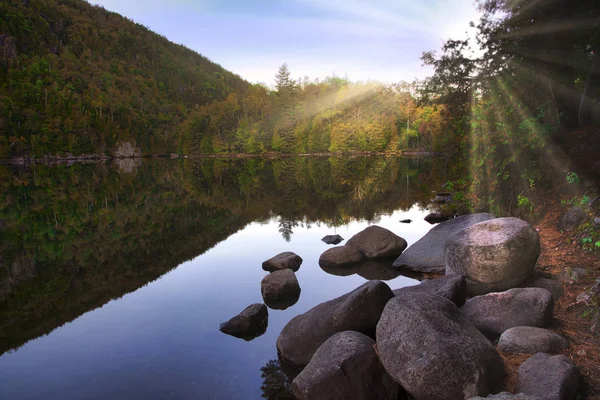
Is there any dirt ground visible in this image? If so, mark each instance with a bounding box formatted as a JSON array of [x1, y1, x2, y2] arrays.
[[502, 200, 600, 398]]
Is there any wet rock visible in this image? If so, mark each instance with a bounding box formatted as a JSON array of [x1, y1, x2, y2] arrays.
[[393, 274, 466, 306], [424, 212, 452, 224], [276, 281, 394, 370], [461, 288, 554, 340], [219, 303, 268, 340], [321, 234, 344, 245], [262, 252, 303, 272], [292, 331, 402, 400], [446, 217, 540, 295], [469, 393, 537, 400], [376, 293, 505, 400], [393, 213, 495, 274], [559, 207, 588, 232], [399, 219, 412, 223], [261, 270, 301, 310], [498, 326, 567, 354], [517, 353, 580, 400], [346, 226, 407, 259], [318, 246, 363, 268]]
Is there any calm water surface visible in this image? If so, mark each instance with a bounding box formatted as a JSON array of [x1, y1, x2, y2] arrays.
[[0, 156, 450, 400]]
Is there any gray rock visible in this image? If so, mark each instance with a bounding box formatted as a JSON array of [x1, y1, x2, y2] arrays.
[[462, 288, 554, 339], [559, 207, 588, 232], [346, 225, 407, 259], [433, 193, 453, 203], [517, 353, 580, 400], [520, 274, 563, 301], [446, 217, 540, 295], [469, 392, 538, 400], [261, 270, 301, 310], [262, 252, 303, 272], [498, 327, 567, 354], [276, 281, 394, 369], [393, 213, 495, 273], [292, 331, 402, 400], [377, 293, 505, 400], [424, 212, 452, 224], [321, 259, 404, 281], [393, 274, 467, 306], [219, 303, 268, 341], [594, 216, 600, 226], [318, 246, 363, 268], [321, 234, 344, 245]]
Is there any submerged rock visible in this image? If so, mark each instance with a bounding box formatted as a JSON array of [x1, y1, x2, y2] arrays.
[[393, 274, 466, 306], [393, 213, 495, 273], [461, 288, 554, 339], [346, 225, 407, 259], [517, 353, 580, 400], [318, 246, 363, 268], [292, 331, 402, 400], [321, 234, 344, 245], [219, 303, 268, 341], [261, 270, 301, 310], [376, 293, 505, 400], [498, 326, 567, 354], [446, 217, 540, 295], [276, 281, 394, 370], [262, 252, 303, 272]]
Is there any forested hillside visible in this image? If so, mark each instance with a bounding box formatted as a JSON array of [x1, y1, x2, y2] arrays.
[[0, 0, 453, 158], [0, 0, 248, 157]]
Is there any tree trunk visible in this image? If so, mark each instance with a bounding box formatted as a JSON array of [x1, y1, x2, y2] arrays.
[[578, 46, 600, 127]]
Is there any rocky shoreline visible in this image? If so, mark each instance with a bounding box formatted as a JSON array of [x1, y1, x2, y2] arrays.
[[220, 206, 599, 399]]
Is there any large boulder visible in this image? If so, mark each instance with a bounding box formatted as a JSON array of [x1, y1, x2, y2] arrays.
[[276, 281, 394, 370], [517, 353, 580, 400], [219, 303, 268, 341], [292, 331, 402, 400], [393, 274, 466, 306], [346, 226, 407, 259], [376, 293, 505, 400], [498, 326, 567, 354], [461, 288, 554, 339], [262, 252, 303, 272], [445, 217, 540, 295], [559, 207, 588, 232], [318, 246, 363, 268], [393, 213, 495, 273], [321, 234, 344, 245], [261, 270, 301, 310]]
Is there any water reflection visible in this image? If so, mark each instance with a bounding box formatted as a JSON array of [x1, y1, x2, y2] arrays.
[[260, 359, 294, 400], [0, 156, 450, 399]]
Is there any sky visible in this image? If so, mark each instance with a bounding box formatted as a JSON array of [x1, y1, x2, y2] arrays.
[[91, 0, 481, 86]]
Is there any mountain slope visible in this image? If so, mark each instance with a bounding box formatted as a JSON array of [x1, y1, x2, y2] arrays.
[[0, 0, 248, 157]]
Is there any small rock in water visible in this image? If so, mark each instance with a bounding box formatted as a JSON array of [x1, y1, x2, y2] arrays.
[[399, 219, 412, 223], [292, 331, 402, 400], [517, 353, 580, 400], [261, 270, 301, 310], [262, 252, 303, 272], [346, 225, 407, 260], [461, 287, 554, 340], [498, 326, 567, 354], [319, 246, 363, 268], [424, 212, 452, 224], [321, 234, 344, 245], [219, 303, 268, 341]]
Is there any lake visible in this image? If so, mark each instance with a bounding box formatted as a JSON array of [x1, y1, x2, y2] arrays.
[[0, 156, 450, 400]]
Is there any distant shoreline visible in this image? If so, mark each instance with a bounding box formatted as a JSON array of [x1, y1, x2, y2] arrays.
[[0, 150, 443, 166]]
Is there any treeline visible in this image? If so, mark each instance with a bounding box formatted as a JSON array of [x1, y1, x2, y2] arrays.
[[0, 0, 454, 157]]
